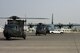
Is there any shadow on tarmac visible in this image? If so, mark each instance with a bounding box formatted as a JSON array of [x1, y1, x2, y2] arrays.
[[0, 38, 24, 41]]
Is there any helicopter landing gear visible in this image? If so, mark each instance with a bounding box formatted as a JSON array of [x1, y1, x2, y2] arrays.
[[4, 33, 10, 40], [22, 33, 26, 40], [6, 36, 10, 40], [23, 36, 26, 40]]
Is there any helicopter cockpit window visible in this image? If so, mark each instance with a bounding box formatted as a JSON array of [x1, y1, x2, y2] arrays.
[[37, 25, 46, 30], [5, 24, 17, 30]]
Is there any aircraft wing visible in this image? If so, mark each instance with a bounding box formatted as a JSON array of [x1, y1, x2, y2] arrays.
[[54, 24, 80, 26]]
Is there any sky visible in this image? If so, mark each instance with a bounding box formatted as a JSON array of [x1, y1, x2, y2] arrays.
[[0, 0, 80, 26]]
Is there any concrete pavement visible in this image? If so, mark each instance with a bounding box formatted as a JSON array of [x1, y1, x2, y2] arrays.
[[0, 33, 80, 53]]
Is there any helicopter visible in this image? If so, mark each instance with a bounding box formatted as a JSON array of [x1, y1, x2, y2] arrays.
[[3, 16, 26, 40], [36, 23, 50, 35]]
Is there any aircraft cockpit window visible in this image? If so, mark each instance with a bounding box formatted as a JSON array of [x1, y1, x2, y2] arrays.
[[37, 25, 47, 30], [5, 24, 17, 30]]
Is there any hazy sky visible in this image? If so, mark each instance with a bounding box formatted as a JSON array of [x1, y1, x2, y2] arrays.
[[0, 0, 80, 25]]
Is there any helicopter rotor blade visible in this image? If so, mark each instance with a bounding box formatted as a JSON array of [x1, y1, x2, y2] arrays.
[[0, 17, 9, 19], [0, 17, 49, 19], [20, 17, 49, 19]]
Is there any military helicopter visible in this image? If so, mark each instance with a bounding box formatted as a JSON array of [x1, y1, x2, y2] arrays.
[[3, 16, 26, 40], [36, 23, 49, 35]]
